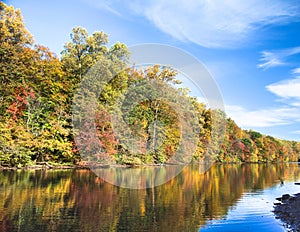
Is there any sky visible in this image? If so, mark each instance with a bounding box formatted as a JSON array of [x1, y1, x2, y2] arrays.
[[5, 0, 300, 141]]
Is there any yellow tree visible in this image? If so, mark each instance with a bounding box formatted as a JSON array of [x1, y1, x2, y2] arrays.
[[0, 2, 33, 46]]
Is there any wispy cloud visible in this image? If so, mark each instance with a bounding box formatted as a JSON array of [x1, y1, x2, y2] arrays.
[[255, 65, 300, 138], [225, 105, 299, 128], [257, 46, 300, 69], [266, 77, 300, 99], [226, 64, 300, 134], [257, 51, 286, 69], [80, 0, 123, 17], [292, 67, 300, 74], [127, 0, 299, 48], [85, 0, 300, 48]]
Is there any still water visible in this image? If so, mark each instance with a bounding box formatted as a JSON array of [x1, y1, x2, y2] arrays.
[[0, 163, 300, 231]]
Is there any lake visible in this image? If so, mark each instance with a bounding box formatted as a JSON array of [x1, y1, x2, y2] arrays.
[[1, 163, 300, 231]]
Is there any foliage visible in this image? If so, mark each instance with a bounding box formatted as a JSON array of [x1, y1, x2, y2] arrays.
[[0, 2, 299, 166]]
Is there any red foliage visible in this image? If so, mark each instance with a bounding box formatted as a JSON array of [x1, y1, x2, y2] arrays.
[[75, 109, 118, 160], [221, 144, 227, 155], [95, 110, 118, 156], [7, 85, 35, 120], [164, 145, 174, 156], [232, 140, 246, 151]]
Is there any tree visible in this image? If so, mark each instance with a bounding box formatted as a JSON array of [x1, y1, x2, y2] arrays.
[[61, 26, 111, 81], [2, 2, 300, 167], [0, 2, 33, 46]]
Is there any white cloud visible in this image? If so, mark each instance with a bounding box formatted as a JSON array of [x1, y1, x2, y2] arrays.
[[290, 102, 300, 107], [266, 77, 300, 99], [257, 51, 286, 69], [292, 67, 300, 74], [126, 0, 300, 48], [257, 46, 300, 69], [225, 105, 299, 128], [86, 0, 300, 48], [259, 68, 300, 136]]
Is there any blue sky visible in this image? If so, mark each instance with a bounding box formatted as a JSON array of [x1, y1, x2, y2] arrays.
[[6, 0, 300, 141]]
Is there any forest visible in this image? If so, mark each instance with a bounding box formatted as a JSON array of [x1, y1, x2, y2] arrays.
[[1, 2, 300, 168]]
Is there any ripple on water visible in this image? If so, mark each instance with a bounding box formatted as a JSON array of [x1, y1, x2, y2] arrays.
[[199, 182, 300, 232]]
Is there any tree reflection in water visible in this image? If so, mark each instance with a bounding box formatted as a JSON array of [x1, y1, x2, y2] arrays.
[[0, 163, 299, 231]]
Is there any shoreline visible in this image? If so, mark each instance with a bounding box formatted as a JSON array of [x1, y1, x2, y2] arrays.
[[0, 161, 184, 170], [0, 161, 299, 171], [273, 188, 300, 231]]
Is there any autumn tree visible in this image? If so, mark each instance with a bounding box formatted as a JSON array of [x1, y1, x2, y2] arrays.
[[1, 2, 300, 167], [0, 2, 33, 46]]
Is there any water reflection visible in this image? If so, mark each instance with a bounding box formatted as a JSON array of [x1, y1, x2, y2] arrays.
[[0, 163, 299, 231]]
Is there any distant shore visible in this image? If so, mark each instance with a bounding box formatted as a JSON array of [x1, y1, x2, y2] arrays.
[[0, 161, 299, 171]]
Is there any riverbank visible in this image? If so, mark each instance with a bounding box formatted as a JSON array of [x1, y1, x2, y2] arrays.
[[0, 161, 181, 170], [273, 186, 300, 231], [0, 162, 87, 170]]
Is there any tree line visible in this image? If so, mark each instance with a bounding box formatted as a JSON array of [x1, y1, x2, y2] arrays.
[[0, 2, 299, 167]]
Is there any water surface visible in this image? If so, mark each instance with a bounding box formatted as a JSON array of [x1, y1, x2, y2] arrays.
[[1, 163, 300, 231]]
